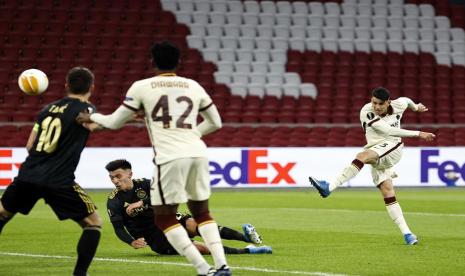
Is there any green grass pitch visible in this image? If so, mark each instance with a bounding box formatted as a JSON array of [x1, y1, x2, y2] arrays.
[[1, 188, 464, 275]]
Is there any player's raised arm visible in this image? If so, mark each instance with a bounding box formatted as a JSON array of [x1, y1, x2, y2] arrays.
[[370, 117, 435, 141], [89, 105, 136, 130], [399, 97, 429, 112], [77, 82, 141, 129]]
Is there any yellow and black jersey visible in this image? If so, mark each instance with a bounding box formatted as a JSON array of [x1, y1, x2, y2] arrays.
[[17, 97, 96, 187], [107, 178, 154, 236]]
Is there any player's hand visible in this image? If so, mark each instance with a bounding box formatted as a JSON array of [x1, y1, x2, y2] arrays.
[[76, 112, 92, 124], [416, 103, 428, 112], [128, 109, 145, 123], [82, 122, 104, 132], [126, 200, 143, 216], [131, 238, 147, 249], [419, 132, 436, 141]]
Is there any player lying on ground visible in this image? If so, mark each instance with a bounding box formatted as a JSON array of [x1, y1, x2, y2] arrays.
[[106, 159, 272, 255], [308, 87, 436, 245]]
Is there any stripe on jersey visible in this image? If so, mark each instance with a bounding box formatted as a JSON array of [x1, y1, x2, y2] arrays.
[[199, 102, 213, 112], [367, 118, 380, 126], [122, 103, 138, 112]]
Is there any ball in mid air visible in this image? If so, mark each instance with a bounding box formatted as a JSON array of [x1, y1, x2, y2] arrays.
[[18, 69, 49, 95]]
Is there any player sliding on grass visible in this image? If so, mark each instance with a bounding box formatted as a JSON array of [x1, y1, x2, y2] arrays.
[[309, 87, 436, 245], [105, 159, 272, 255]]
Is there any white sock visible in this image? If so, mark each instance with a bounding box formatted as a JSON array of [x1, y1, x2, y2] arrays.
[[165, 225, 211, 274], [198, 221, 227, 269], [385, 200, 412, 234], [329, 160, 363, 192]]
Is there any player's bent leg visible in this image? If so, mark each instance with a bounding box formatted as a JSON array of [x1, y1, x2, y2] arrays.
[[188, 200, 229, 272], [378, 180, 417, 245], [219, 225, 249, 243], [74, 212, 102, 276], [153, 205, 211, 275]]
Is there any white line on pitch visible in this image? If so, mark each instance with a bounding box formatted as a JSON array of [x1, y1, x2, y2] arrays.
[[0, 252, 351, 276], [277, 208, 465, 218]]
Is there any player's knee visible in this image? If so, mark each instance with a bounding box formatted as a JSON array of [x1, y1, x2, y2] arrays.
[[192, 212, 213, 225], [355, 152, 368, 163], [187, 200, 209, 217], [378, 181, 395, 197], [82, 212, 103, 228], [185, 218, 198, 236], [356, 151, 377, 164], [154, 214, 179, 231], [0, 203, 14, 221], [0, 211, 10, 221]]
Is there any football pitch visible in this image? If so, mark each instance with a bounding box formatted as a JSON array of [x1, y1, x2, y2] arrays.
[[1, 188, 464, 276]]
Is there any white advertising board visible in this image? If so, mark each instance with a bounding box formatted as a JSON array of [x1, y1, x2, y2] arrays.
[[1, 147, 464, 189]]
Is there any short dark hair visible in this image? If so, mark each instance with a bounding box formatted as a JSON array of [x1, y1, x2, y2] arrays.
[[372, 87, 390, 101], [151, 41, 180, 70], [105, 159, 132, 172], [66, 67, 94, 95]]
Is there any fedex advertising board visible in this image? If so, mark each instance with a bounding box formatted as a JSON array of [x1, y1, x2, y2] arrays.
[[1, 147, 464, 189]]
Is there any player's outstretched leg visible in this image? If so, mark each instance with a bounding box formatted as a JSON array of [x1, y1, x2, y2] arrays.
[[242, 224, 263, 244], [246, 245, 273, 254], [308, 177, 331, 198], [309, 158, 366, 197]]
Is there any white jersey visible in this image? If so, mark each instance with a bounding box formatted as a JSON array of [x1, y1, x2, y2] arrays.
[[360, 97, 419, 148], [123, 73, 213, 164]]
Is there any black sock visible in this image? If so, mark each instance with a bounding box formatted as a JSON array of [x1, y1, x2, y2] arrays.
[[73, 228, 101, 276], [219, 226, 246, 242], [223, 246, 247, 254]]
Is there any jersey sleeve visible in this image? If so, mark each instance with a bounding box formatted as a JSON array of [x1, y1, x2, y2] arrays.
[[394, 97, 410, 112], [360, 107, 380, 129], [198, 84, 213, 111], [122, 82, 142, 111], [107, 197, 124, 223], [141, 178, 152, 205], [397, 97, 418, 112], [370, 119, 420, 137]]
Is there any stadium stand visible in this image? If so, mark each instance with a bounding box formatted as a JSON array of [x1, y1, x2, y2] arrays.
[[0, 0, 464, 147]]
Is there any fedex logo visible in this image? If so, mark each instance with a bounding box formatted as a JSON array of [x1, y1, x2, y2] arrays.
[[0, 149, 22, 186], [209, 149, 296, 186], [421, 149, 465, 184]]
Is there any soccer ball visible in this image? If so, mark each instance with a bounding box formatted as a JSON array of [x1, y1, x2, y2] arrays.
[[18, 69, 49, 95]]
